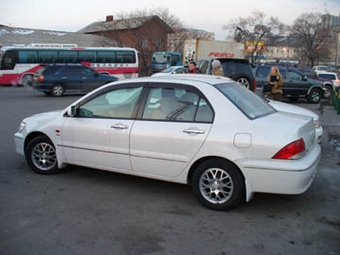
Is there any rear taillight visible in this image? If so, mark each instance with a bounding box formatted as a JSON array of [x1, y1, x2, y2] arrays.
[[252, 79, 257, 92], [37, 75, 44, 82], [272, 138, 305, 160]]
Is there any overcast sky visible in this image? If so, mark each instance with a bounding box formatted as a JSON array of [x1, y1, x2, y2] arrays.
[[1, 0, 339, 40]]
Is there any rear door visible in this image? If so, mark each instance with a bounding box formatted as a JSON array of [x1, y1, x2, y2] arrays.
[[59, 66, 82, 91]]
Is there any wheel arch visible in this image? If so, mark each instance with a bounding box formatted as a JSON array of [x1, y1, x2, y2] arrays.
[[306, 86, 323, 103], [24, 132, 51, 152], [187, 156, 245, 185], [24, 132, 67, 169]]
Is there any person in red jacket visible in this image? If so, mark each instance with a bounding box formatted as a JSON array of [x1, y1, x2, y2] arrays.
[[188, 61, 202, 74]]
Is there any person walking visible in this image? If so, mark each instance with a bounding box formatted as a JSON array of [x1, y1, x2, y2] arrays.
[[268, 66, 283, 101]]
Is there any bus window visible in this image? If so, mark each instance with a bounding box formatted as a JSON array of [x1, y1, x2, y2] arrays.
[[97, 51, 116, 63], [116, 51, 135, 63], [79, 51, 96, 62], [38, 50, 58, 63], [59, 51, 78, 63], [18, 50, 38, 64]]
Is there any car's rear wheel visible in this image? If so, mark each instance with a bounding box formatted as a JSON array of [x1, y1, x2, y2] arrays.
[[307, 88, 322, 104], [192, 159, 245, 210], [25, 136, 60, 174], [51, 84, 65, 97], [236, 77, 250, 89]]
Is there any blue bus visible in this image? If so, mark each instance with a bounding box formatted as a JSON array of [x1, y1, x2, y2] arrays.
[[151, 51, 182, 73]]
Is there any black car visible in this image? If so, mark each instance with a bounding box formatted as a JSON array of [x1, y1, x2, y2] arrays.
[[252, 64, 327, 103], [33, 64, 118, 96], [196, 58, 257, 92]]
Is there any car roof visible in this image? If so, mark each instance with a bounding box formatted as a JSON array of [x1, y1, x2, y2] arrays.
[[114, 74, 235, 87], [318, 71, 337, 75], [198, 57, 250, 64]]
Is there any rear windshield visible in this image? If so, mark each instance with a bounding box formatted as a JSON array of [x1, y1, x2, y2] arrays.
[[215, 83, 276, 119], [318, 73, 335, 80]]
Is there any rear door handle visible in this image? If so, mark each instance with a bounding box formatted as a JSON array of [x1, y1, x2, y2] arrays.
[[183, 128, 205, 134]]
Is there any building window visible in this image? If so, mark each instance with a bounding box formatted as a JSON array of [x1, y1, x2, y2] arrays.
[[142, 38, 147, 49]]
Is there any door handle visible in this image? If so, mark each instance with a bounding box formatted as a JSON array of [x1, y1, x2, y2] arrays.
[[111, 123, 129, 129], [183, 128, 205, 134]]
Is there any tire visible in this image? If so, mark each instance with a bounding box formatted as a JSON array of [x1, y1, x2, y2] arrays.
[[21, 75, 33, 87], [51, 84, 65, 97], [307, 88, 321, 104], [324, 85, 332, 99], [236, 77, 250, 89], [192, 159, 245, 210], [25, 136, 60, 174]]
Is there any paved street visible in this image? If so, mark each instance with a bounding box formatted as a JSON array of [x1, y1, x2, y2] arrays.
[[0, 86, 339, 255]]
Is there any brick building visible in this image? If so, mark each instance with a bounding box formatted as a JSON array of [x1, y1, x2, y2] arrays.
[[79, 15, 174, 75]]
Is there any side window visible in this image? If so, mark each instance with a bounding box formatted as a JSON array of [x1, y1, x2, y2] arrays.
[[82, 67, 96, 76], [279, 69, 287, 79], [61, 67, 81, 76], [196, 99, 214, 122], [76, 86, 143, 118], [142, 87, 213, 122], [223, 62, 236, 77], [255, 66, 270, 77], [287, 71, 302, 81]]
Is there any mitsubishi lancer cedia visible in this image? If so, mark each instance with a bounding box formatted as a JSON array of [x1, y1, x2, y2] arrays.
[[14, 74, 321, 210]]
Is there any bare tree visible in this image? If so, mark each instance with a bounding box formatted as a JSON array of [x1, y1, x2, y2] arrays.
[[291, 13, 333, 67], [224, 10, 286, 63]]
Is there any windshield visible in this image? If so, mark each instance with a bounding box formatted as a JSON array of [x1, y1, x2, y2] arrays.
[[215, 83, 276, 119], [152, 53, 170, 63], [160, 66, 178, 73]]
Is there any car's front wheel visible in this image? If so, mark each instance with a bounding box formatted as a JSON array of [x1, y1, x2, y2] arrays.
[[192, 159, 245, 210], [51, 84, 65, 97], [324, 84, 332, 99], [25, 136, 60, 174]]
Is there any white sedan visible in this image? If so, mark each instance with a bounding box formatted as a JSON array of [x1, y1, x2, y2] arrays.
[[14, 74, 321, 210]]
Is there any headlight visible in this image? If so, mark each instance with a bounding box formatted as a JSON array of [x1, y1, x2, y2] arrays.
[[314, 120, 321, 129], [18, 122, 26, 132]]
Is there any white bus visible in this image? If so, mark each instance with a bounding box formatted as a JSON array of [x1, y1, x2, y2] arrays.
[[0, 44, 139, 86]]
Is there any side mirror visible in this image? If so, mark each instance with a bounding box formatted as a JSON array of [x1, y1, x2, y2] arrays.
[[66, 105, 76, 117], [302, 75, 308, 81]]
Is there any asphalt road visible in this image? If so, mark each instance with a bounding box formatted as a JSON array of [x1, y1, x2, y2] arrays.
[[1, 86, 339, 255]]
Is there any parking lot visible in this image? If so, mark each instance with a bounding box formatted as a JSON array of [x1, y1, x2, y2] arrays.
[[0, 86, 339, 255]]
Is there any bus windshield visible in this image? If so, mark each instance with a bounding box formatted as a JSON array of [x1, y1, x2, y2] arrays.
[[152, 52, 170, 63]]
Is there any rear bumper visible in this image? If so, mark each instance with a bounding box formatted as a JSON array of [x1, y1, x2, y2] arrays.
[[240, 144, 321, 201]]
